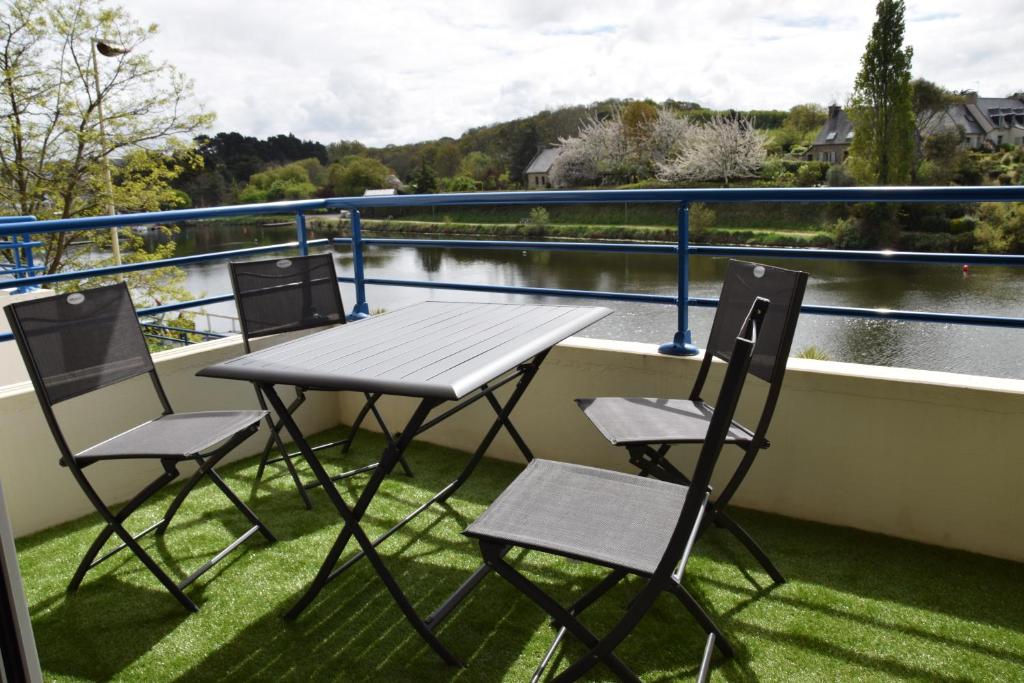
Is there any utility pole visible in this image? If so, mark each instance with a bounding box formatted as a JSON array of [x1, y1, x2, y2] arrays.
[[91, 39, 130, 277]]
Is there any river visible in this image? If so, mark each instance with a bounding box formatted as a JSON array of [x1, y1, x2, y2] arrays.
[[149, 222, 1024, 379]]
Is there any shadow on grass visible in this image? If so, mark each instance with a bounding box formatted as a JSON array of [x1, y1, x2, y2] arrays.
[[33, 577, 188, 681], [171, 548, 546, 682]]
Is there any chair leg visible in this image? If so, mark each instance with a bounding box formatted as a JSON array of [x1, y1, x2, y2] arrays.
[[68, 467, 198, 612], [158, 426, 275, 538], [711, 508, 785, 584], [532, 569, 629, 682], [480, 542, 641, 683], [665, 581, 735, 658], [69, 466, 177, 591], [205, 468, 277, 543], [254, 388, 314, 509], [629, 444, 785, 585]]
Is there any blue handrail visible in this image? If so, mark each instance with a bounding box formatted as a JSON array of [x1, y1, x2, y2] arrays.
[[0, 215, 40, 293], [2, 186, 1024, 352]]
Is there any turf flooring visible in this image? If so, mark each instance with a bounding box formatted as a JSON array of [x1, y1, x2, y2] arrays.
[[15, 426, 1024, 682]]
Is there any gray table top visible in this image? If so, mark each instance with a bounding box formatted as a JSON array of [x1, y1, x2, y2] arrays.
[[198, 301, 611, 400]]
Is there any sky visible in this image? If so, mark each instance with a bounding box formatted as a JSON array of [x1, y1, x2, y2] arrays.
[[129, 0, 1022, 147]]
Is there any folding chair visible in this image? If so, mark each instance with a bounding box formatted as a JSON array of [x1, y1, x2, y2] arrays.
[[5, 283, 276, 613], [228, 253, 410, 509], [465, 298, 769, 683], [576, 260, 807, 585]]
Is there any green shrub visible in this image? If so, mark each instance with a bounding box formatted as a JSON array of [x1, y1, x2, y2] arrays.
[[825, 164, 855, 187], [760, 158, 785, 181], [796, 346, 831, 360], [973, 221, 1010, 253], [796, 161, 829, 187], [948, 215, 978, 234], [525, 207, 550, 226]]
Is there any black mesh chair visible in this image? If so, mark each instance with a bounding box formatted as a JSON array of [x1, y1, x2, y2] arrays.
[[4, 283, 276, 612], [466, 298, 770, 683], [229, 253, 408, 509], [577, 260, 807, 585]]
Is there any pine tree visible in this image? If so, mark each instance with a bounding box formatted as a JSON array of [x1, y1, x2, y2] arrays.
[[847, 0, 915, 185]]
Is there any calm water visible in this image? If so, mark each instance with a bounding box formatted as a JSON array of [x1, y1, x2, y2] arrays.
[[152, 223, 1024, 379]]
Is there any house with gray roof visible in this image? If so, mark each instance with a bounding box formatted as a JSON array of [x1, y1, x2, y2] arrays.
[[924, 92, 1024, 149], [524, 148, 560, 189], [805, 105, 854, 163], [809, 94, 1024, 164]]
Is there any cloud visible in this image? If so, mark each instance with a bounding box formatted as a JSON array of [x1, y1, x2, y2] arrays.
[[130, 0, 1024, 145]]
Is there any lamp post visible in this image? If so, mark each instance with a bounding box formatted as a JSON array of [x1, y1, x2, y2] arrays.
[[91, 38, 130, 275]]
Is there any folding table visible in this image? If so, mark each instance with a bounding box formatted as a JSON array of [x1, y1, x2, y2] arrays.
[[198, 300, 610, 663]]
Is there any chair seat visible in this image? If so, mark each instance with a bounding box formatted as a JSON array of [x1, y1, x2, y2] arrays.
[[76, 410, 266, 461], [465, 459, 696, 575], [576, 397, 755, 446]]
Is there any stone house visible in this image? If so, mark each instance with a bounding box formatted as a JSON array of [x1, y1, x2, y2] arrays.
[[805, 105, 854, 163], [524, 148, 560, 189]]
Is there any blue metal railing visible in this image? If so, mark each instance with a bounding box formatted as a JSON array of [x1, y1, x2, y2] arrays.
[[2, 186, 1024, 353], [0, 216, 43, 294]]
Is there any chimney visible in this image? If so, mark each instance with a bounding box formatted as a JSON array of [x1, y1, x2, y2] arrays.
[[828, 104, 841, 119], [963, 91, 978, 105]]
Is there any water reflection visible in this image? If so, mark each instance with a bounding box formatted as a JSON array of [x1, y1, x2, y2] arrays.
[[158, 224, 1024, 379]]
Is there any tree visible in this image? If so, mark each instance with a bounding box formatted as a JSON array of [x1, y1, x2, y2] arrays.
[[912, 78, 961, 136], [784, 104, 828, 134], [772, 104, 827, 152], [410, 159, 437, 194], [239, 161, 317, 203], [846, 0, 915, 185], [431, 140, 461, 178], [326, 139, 367, 163], [0, 0, 212, 278], [657, 114, 767, 185], [458, 151, 503, 189], [548, 107, 692, 187], [326, 156, 392, 197], [437, 175, 478, 193], [548, 115, 624, 187]]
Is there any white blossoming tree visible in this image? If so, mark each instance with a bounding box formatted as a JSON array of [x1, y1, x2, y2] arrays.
[[548, 107, 694, 187], [548, 115, 624, 188], [657, 115, 767, 185]]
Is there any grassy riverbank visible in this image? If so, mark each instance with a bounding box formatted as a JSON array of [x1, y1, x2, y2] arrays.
[[184, 202, 835, 248], [303, 217, 834, 248]]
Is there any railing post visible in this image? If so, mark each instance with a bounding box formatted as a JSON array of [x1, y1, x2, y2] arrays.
[[295, 211, 309, 256], [658, 202, 699, 356], [348, 209, 370, 320]]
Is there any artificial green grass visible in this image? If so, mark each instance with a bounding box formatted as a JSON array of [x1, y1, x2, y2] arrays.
[[15, 426, 1024, 681]]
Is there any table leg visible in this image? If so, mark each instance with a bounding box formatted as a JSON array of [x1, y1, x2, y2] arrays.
[[324, 350, 552, 583], [261, 384, 459, 665], [437, 349, 549, 504]]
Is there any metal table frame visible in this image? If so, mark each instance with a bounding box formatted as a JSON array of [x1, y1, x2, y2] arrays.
[[199, 301, 609, 665]]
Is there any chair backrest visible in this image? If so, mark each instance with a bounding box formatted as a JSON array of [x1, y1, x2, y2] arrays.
[[690, 260, 807, 441], [4, 283, 155, 408], [228, 253, 345, 352], [701, 260, 807, 386], [658, 297, 768, 578]]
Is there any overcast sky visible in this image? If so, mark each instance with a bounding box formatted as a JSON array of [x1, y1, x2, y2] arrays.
[[129, 0, 1021, 147]]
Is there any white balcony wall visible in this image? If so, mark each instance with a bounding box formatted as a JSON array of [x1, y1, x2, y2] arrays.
[[2, 334, 1023, 564], [338, 337, 1024, 564]]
